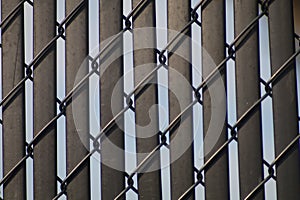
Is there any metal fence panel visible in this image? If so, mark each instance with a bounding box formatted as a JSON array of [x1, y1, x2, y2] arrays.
[[0, 0, 299, 199]]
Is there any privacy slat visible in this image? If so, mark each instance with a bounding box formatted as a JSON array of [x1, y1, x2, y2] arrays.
[[100, 0, 125, 199], [168, 0, 194, 199], [132, 0, 162, 199], [202, 0, 230, 199], [268, 0, 300, 198], [2, 0, 26, 199], [65, 0, 90, 199], [234, 1, 264, 199], [33, 0, 57, 198]]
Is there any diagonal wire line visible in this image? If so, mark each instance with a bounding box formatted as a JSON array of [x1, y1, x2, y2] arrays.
[[179, 15, 300, 200], [53, 0, 279, 198], [0, 0, 31, 28], [57, 0, 151, 109], [1, 0, 297, 198], [0, 0, 88, 186], [111, 0, 273, 199], [52, 0, 203, 198], [52, 1, 205, 198], [0, 0, 88, 108], [179, 48, 300, 200], [51, 0, 167, 198], [0, 33, 60, 107], [245, 134, 300, 200]]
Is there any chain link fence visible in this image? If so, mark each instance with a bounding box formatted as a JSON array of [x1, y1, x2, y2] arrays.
[[0, 0, 299, 199]]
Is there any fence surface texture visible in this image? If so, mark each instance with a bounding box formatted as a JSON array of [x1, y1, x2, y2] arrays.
[[0, 0, 300, 199]]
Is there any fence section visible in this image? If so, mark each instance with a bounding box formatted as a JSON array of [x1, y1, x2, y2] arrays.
[[0, 0, 299, 199]]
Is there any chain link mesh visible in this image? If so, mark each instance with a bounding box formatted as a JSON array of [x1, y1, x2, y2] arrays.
[[0, 0, 299, 199]]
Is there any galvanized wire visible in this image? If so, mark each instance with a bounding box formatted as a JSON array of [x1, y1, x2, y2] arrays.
[[0, 0, 88, 186], [0, 0, 299, 199]]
